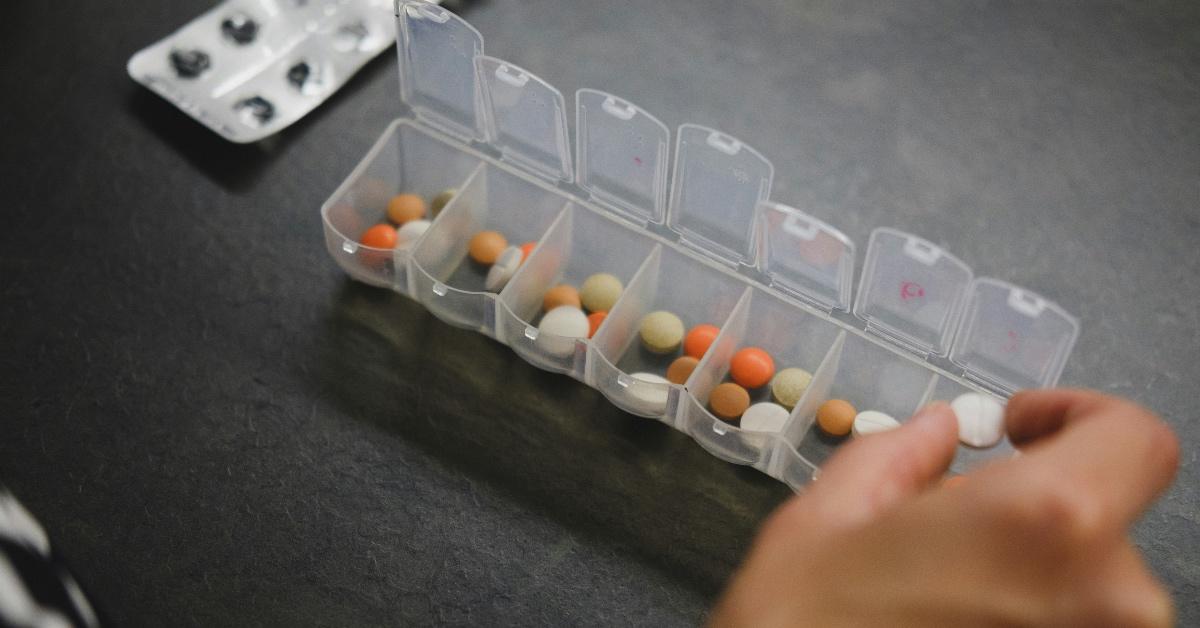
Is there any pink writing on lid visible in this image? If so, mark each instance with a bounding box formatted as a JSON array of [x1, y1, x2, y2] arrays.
[[900, 281, 925, 301]]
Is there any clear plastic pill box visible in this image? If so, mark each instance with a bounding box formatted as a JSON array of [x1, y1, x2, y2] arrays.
[[321, 1, 1081, 490]]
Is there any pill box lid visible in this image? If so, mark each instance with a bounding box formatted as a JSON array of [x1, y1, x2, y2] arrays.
[[950, 278, 1079, 393], [476, 56, 573, 183], [667, 125, 774, 268], [395, 1, 485, 143], [853, 228, 973, 356], [757, 202, 856, 312], [575, 89, 670, 226]]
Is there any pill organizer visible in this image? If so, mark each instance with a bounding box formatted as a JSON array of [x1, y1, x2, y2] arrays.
[[128, 0, 419, 143], [321, 1, 1081, 490]]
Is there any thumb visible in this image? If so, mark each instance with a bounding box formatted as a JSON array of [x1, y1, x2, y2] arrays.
[[782, 402, 959, 532]]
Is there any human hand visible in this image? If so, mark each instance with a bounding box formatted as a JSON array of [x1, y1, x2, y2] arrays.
[[710, 389, 1179, 627]]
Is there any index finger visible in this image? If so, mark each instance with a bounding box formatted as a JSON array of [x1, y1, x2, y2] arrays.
[[996, 389, 1179, 532]]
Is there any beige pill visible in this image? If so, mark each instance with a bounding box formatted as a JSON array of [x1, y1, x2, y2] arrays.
[[430, 188, 457, 216], [639, 311, 684, 354], [852, 410, 900, 437], [580, 273, 623, 312], [771, 367, 813, 409]]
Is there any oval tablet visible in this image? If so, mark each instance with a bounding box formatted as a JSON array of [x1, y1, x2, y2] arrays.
[[469, 231, 507, 265], [770, 367, 813, 409], [741, 402, 790, 433], [816, 399, 856, 437], [666, 355, 699, 385], [951, 392, 1005, 448], [710, 382, 751, 421], [485, 245, 523, 292], [852, 410, 900, 437], [386, 193, 426, 225], [536, 306, 589, 357], [629, 372, 670, 413]]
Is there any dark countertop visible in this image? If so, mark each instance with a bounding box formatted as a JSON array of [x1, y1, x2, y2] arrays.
[[1, 1, 1197, 625]]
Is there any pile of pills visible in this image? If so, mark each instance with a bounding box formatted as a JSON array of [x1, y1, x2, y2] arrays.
[[700, 343, 815, 433], [811, 391, 1004, 448], [815, 399, 900, 438], [357, 188, 457, 257], [465, 230, 537, 293], [535, 273, 624, 357]]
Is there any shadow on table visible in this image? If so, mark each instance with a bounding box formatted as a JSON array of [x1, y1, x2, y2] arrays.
[[312, 281, 792, 600]]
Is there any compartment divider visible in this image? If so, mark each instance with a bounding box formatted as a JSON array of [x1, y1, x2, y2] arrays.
[[586, 244, 663, 381], [677, 286, 754, 431], [778, 330, 846, 448]]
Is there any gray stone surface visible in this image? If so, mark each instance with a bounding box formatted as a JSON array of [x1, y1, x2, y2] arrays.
[[0, 0, 1196, 625]]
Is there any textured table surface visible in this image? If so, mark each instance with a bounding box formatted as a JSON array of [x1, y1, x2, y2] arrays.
[[1, 1, 1197, 625]]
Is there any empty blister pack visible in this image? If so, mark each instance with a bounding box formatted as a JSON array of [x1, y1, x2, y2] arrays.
[[128, 0, 419, 143]]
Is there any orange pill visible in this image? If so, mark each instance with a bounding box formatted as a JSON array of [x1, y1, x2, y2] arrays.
[[543, 284, 581, 312], [587, 311, 607, 338], [710, 382, 751, 421], [519, 241, 537, 262], [684, 324, 720, 359], [730, 347, 775, 389], [666, 355, 699, 385], [468, 231, 507, 265], [816, 399, 857, 437], [386, 193, 427, 225], [360, 223, 397, 249]]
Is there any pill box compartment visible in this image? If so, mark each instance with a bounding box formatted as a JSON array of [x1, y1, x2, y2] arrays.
[[322, 120, 482, 288], [587, 246, 748, 419], [496, 204, 657, 376], [680, 288, 841, 468], [407, 162, 568, 332], [319, 1, 1082, 492]]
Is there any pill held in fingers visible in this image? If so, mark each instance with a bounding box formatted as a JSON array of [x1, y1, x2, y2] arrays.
[[951, 392, 1005, 448], [852, 410, 900, 437]]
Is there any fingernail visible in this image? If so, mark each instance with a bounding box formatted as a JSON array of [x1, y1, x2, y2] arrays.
[[910, 401, 952, 429]]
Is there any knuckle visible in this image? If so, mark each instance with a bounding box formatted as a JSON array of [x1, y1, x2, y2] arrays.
[[1006, 475, 1104, 545]]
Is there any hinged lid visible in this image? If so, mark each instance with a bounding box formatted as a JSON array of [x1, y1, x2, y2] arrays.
[[757, 202, 855, 312], [950, 278, 1079, 392], [667, 124, 773, 267], [395, 1, 485, 142], [575, 89, 670, 226], [476, 56, 573, 182], [854, 228, 972, 356]]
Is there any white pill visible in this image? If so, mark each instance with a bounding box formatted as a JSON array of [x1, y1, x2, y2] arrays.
[[394, 219, 431, 247], [740, 402, 790, 433], [535, 306, 589, 357], [852, 410, 900, 437], [951, 392, 1005, 448], [628, 372, 670, 413], [484, 245, 523, 292]]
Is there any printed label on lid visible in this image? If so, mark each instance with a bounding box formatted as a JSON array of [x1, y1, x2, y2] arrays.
[[951, 278, 1079, 392], [853, 228, 972, 356]]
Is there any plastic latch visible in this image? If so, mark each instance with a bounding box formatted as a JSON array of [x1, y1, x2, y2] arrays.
[[432, 281, 448, 296], [524, 325, 539, 340], [476, 56, 572, 182], [667, 124, 774, 268], [395, 1, 485, 142], [575, 89, 670, 226], [757, 201, 856, 312]]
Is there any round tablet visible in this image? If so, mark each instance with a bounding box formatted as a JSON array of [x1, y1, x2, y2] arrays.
[[770, 367, 812, 409], [709, 382, 751, 421], [536, 306, 589, 358], [468, 231, 507, 265], [683, 324, 720, 359], [359, 223, 397, 249], [816, 399, 856, 437], [629, 372, 670, 412], [430, 188, 457, 216], [741, 402, 790, 433], [951, 392, 1005, 448], [485, 246, 523, 292], [543, 284, 581, 312], [587, 311, 607, 338], [639, 311, 685, 354], [730, 347, 775, 389], [387, 193, 426, 225], [852, 410, 901, 437], [580, 273, 623, 312], [395, 219, 431, 247], [665, 355, 699, 385]]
